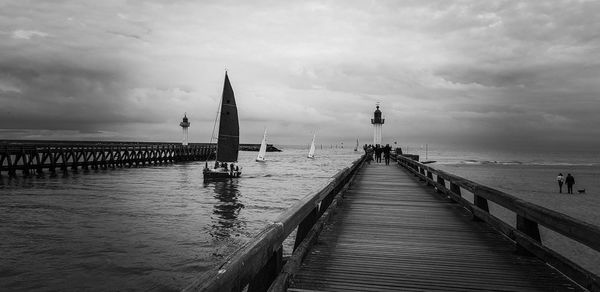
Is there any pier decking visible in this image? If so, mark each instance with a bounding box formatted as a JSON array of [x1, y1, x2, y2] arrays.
[[288, 163, 580, 291]]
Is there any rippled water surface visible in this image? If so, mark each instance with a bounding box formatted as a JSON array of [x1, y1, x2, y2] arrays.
[[1, 147, 361, 291]]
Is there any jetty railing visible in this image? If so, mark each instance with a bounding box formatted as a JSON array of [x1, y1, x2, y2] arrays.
[[0, 141, 215, 177], [182, 155, 366, 292], [394, 154, 600, 291]]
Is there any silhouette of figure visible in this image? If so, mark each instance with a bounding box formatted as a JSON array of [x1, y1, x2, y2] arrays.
[[556, 173, 564, 193], [383, 144, 392, 165], [375, 145, 382, 163], [366, 145, 374, 164], [565, 173, 575, 194]]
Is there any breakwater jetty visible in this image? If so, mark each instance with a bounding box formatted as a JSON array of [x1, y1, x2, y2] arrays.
[[186, 153, 600, 292], [0, 140, 282, 177], [0, 140, 213, 177]]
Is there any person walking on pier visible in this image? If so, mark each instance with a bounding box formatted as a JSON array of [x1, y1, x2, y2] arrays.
[[365, 144, 374, 164], [375, 145, 382, 163], [383, 144, 392, 165], [565, 173, 575, 194], [556, 173, 565, 193]]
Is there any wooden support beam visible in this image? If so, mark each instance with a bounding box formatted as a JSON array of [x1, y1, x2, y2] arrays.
[[294, 207, 319, 250]]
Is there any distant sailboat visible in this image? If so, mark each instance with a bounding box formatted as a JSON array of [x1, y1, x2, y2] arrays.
[[421, 144, 437, 164], [256, 128, 267, 162], [203, 72, 242, 179], [354, 138, 359, 152], [307, 134, 316, 159]]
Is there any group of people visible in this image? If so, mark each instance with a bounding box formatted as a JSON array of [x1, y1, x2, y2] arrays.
[[208, 161, 240, 176], [363, 144, 393, 165], [556, 173, 575, 194]]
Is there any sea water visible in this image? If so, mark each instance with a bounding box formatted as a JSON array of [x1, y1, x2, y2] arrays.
[[2, 145, 599, 290], [1, 146, 361, 291]]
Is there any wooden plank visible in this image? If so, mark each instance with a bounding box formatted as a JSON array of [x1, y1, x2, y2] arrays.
[[289, 163, 582, 292]]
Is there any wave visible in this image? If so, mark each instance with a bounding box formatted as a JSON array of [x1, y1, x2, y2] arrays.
[[452, 159, 598, 167], [458, 160, 522, 165]]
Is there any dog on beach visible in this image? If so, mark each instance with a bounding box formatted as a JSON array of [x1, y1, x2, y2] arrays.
[[577, 189, 586, 194]]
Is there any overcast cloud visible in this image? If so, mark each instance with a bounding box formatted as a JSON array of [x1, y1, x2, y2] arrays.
[[1, 0, 599, 150]]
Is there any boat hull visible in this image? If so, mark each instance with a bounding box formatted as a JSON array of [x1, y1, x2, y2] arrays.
[[203, 168, 241, 179]]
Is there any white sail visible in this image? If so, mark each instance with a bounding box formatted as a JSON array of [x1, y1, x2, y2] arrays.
[[256, 128, 267, 162], [354, 138, 359, 151], [308, 134, 316, 158]]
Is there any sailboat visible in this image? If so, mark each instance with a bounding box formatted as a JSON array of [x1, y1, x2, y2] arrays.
[[354, 138, 359, 152], [203, 72, 242, 179], [307, 134, 316, 159], [256, 128, 267, 162], [421, 144, 437, 164]]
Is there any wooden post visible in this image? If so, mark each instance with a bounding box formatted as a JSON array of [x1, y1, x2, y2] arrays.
[[449, 182, 461, 203], [34, 152, 43, 175], [426, 170, 434, 186], [7, 152, 16, 177], [248, 247, 283, 292], [59, 149, 68, 174], [82, 147, 90, 172], [70, 148, 78, 172], [125, 147, 132, 167], [20, 149, 30, 177], [436, 176, 446, 194], [516, 215, 541, 256], [91, 147, 98, 170], [473, 188, 490, 221], [294, 207, 319, 250], [117, 146, 123, 167], [48, 148, 57, 176], [0, 151, 5, 177]]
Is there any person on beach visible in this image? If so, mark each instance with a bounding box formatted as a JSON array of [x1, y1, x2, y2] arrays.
[[565, 173, 575, 194], [556, 173, 565, 193]]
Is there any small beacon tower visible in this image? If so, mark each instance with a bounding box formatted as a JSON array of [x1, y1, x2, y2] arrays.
[[180, 113, 190, 146], [371, 104, 384, 146]]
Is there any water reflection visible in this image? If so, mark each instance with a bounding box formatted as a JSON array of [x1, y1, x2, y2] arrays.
[[205, 179, 245, 239]]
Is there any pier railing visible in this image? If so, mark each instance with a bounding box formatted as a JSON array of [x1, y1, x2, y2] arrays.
[[394, 154, 600, 291], [182, 155, 366, 292], [0, 141, 215, 177]]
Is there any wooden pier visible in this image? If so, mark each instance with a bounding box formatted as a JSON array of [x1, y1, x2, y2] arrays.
[[287, 163, 580, 291], [187, 153, 600, 292], [0, 141, 215, 177]]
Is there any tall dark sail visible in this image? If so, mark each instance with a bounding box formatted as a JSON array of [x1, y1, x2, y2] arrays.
[[215, 72, 239, 162]]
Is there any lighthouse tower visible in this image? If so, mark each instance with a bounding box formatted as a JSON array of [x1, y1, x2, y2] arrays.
[[179, 113, 190, 146], [371, 104, 384, 146]]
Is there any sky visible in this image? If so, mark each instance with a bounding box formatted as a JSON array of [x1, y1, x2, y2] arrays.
[[1, 0, 600, 151]]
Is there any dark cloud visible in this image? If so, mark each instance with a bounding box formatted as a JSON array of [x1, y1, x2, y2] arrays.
[[1, 0, 599, 149]]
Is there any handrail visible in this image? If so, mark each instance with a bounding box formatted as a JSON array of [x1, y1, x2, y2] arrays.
[[394, 154, 600, 291], [182, 155, 366, 292]]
